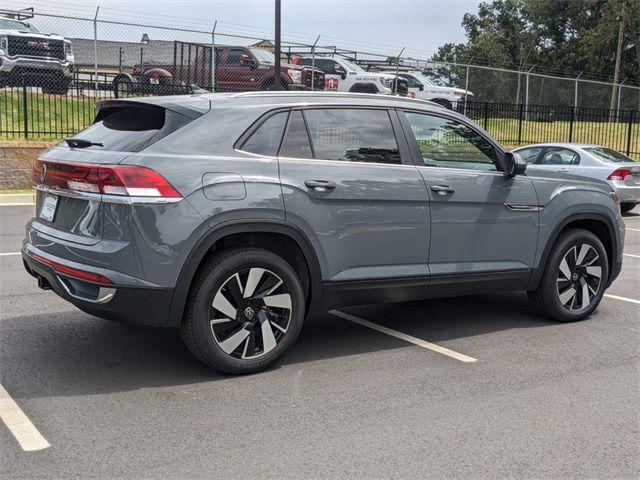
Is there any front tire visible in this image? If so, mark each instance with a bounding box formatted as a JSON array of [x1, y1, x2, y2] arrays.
[[621, 202, 637, 214], [180, 248, 305, 374], [528, 229, 608, 322]]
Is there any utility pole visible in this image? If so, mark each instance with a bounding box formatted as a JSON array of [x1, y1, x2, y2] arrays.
[[274, 0, 282, 90], [610, 0, 626, 112]]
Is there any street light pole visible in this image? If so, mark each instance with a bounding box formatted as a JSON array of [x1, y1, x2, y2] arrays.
[[274, 0, 282, 90]]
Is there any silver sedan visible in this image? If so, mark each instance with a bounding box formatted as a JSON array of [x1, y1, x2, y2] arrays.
[[513, 143, 640, 213]]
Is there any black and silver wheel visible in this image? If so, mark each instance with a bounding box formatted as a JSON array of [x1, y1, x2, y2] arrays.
[[181, 248, 305, 374], [528, 229, 609, 322]]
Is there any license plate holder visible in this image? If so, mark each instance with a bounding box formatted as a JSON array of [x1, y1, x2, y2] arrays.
[[40, 194, 58, 222]]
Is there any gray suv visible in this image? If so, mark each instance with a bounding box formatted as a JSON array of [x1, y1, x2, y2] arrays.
[[22, 92, 625, 374]]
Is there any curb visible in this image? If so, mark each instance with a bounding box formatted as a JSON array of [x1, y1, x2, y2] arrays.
[[0, 193, 36, 205]]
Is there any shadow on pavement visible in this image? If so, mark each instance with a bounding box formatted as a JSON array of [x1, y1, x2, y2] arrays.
[[2, 292, 555, 398]]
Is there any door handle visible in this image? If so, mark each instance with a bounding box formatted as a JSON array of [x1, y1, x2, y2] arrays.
[[430, 185, 456, 195], [305, 180, 336, 192], [556, 168, 570, 173]]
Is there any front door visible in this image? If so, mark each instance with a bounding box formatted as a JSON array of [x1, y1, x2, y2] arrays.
[[399, 110, 539, 292], [278, 107, 431, 302]]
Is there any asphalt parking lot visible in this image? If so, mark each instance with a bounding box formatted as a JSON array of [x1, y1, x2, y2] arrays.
[[1, 202, 639, 479]]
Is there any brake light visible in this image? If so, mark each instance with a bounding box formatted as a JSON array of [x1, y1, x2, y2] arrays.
[[33, 160, 181, 198], [31, 252, 112, 284], [607, 169, 632, 181]]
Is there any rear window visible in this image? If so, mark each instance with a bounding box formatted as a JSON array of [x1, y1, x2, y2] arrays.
[[584, 147, 635, 163], [68, 104, 192, 152]]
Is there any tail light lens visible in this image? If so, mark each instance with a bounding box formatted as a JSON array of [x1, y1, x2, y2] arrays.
[[33, 160, 181, 198], [607, 169, 632, 181]]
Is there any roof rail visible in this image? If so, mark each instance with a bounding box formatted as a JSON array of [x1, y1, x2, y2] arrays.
[[229, 90, 444, 107], [0, 7, 34, 20]]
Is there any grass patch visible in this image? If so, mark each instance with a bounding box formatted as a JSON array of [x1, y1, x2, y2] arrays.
[[0, 90, 97, 141]]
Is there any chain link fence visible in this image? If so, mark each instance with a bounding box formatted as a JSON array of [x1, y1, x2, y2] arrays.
[[0, 5, 639, 157]]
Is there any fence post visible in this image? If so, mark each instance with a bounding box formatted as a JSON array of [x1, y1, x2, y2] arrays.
[[311, 34, 320, 91], [517, 103, 524, 144], [464, 57, 473, 116], [483, 102, 489, 130], [93, 6, 100, 91], [211, 21, 217, 92], [574, 72, 582, 108], [21, 76, 28, 139], [616, 78, 626, 122], [626, 110, 635, 156], [568, 106, 575, 142]]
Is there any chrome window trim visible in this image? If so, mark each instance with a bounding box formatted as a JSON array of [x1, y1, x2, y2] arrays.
[[35, 184, 182, 204]]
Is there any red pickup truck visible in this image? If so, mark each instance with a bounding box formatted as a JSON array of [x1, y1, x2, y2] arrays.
[[113, 42, 324, 95]]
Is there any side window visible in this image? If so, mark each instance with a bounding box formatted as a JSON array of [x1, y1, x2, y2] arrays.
[[228, 49, 246, 65], [303, 109, 401, 164], [540, 148, 580, 165], [214, 48, 223, 64], [403, 112, 498, 171], [317, 59, 337, 74], [280, 111, 313, 159], [240, 111, 288, 157], [402, 75, 420, 88], [517, 147, 542, 164]]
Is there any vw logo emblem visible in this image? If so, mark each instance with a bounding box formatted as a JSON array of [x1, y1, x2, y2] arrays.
[[39, 164, 47, 183], [243, 307, 256, 320]]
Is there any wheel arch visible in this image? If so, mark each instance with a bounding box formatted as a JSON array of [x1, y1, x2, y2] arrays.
[[167, 220, 323, 326], [527, 212, 620, 291]]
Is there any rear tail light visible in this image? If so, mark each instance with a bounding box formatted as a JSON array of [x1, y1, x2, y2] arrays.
[[33, 160, 181, 198], [30, 252, 112, 284], [607, 169, 632, 181]]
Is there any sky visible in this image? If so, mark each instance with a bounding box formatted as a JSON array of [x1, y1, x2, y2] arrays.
[[5, 0, 483, 59]]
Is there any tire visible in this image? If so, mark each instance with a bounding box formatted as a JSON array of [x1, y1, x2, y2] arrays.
[[180, 247, 305, 374], [621, 203, 637, 214], [42, 80, 70, 95], [528, 229, 609, 322], [349, 84, 378, 94]]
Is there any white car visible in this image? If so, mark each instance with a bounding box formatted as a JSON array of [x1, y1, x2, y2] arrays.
[[293, 56, 408, 95], [513, 143, 640, 213], [398, 71, 473, 110]]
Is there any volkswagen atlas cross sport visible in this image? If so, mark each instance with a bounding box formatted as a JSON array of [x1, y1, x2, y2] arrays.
[[23, 91, 625, 374]]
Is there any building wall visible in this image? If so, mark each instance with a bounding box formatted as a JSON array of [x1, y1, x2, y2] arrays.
[[0, 143, 53, 190]]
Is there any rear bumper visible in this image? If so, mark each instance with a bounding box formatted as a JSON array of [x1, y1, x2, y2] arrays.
[[611, 182, 640, 204], [22, 248, 173, 327]]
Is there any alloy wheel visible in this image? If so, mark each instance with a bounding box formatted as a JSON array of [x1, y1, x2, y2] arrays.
[[556, 243, 603, 312], [209, 268, 292, 359]]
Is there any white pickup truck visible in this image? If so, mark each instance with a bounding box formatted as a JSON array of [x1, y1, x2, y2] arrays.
[[293, 56, 408, 95], [0, 16, 74, 94], [398, 71, 473, 110]]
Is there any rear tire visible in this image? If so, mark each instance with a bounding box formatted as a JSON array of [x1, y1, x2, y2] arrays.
[[180, 248, 305, 374], [431, 98, 453, 110], [621, 202, 637, 213], [528, 229, 608, 322]]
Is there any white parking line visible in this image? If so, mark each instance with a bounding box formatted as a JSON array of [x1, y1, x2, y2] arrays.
[[0, 383, 50, 452], [624, 253, 640, 259], [0, 252, 21, 257], [604, 294, 640, 306], [0, 203, 35, 207], [626, 228, 640, 232], [329, 310, 477, 363]]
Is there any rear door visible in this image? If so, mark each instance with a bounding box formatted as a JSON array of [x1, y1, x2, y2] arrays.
[[399, 109, 539, 291], [277, 107, 430, 298], [534, 147, 581, 175]]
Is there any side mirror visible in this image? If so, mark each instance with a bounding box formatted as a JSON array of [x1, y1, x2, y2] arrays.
[[240, 55, 256, 69], [417, 83, 424, 91], [503, 151, 527, 178]]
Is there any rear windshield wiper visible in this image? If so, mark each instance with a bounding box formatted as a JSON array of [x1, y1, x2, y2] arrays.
[[65, 138, 104, 148]]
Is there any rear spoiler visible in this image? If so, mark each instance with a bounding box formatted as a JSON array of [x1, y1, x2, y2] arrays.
[[95, 97, 211, 120]]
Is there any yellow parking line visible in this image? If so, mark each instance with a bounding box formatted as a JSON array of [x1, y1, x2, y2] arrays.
[[0, 384, 50, 452], [329, 310, 477, 363]]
